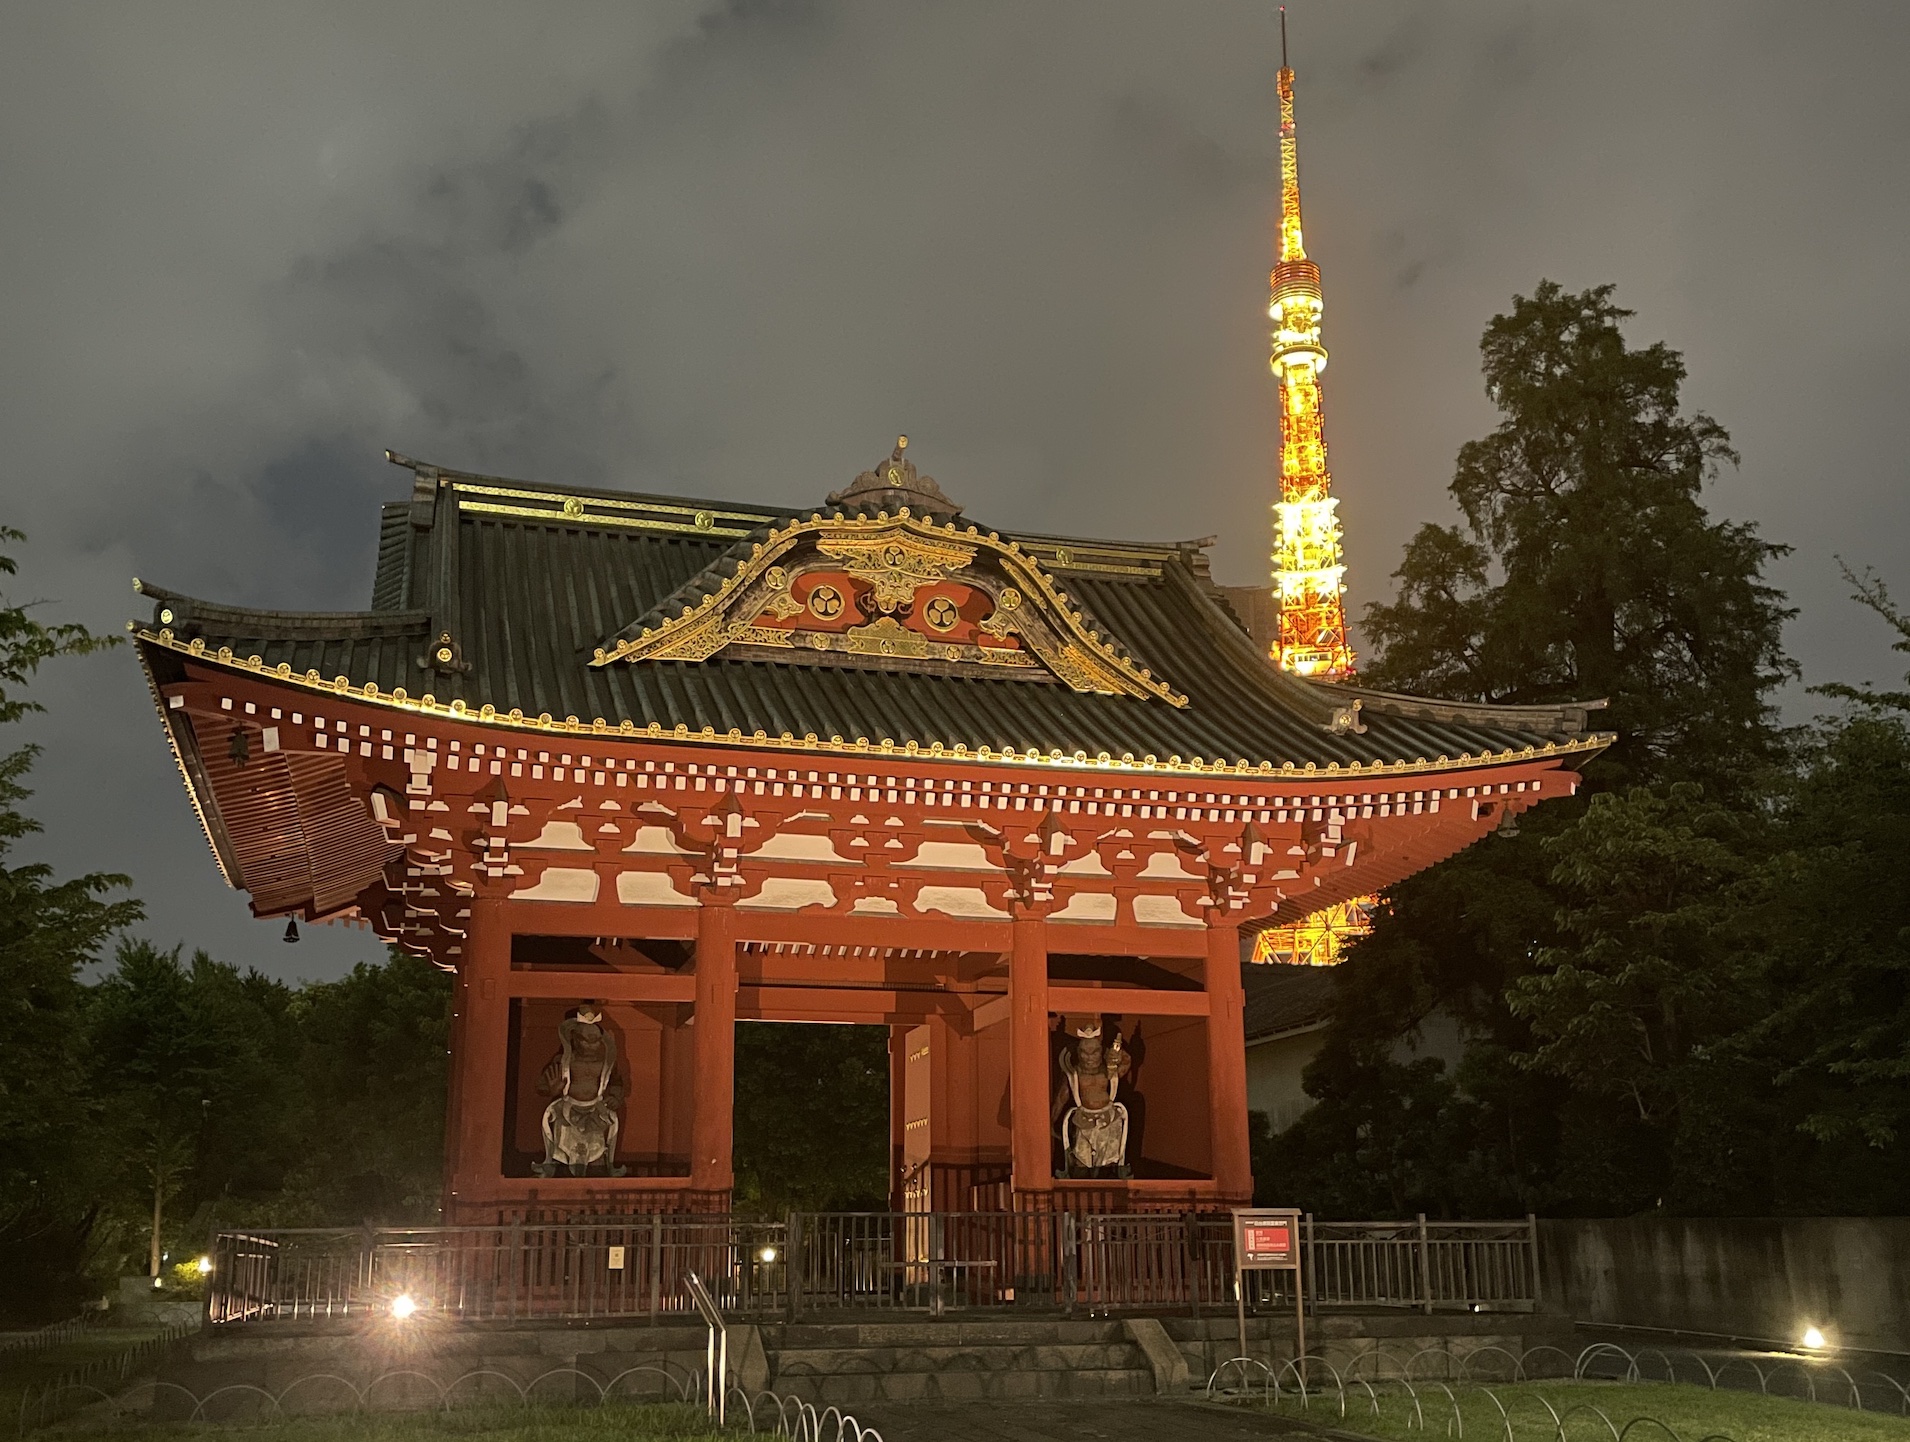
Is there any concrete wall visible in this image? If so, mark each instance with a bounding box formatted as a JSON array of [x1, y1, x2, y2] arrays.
[[1539, 1217, 1910, 1353], [1244, 1025, 1326, 1133], [1244, 1010, 1468, 1138]]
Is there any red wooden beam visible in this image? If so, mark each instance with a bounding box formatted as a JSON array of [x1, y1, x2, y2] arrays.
[[1046, 984, 1210, 1017], [506, 971, 696, 1003]]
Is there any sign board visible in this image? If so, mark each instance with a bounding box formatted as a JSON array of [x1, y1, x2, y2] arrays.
[[606, 1246, 626, 1271], [1236, 1212, 1298, 1268], [1230, 1208, 1305, 1382]]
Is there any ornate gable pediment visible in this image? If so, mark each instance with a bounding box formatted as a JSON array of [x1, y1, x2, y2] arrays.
[[591, 509, 1186, 706]]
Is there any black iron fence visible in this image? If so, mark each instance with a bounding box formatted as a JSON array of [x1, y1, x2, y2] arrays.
[[1306, 1216, 1539, 1314], [206, 1211, 1538, 1325], [206, 1217, 786, 1325]]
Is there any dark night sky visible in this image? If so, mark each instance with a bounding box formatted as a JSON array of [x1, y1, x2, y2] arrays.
[[2, 2, 1905, 981]]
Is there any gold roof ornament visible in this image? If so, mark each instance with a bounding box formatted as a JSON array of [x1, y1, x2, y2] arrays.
[[591, 508, 1187, 705], [826, 436, 963, 518]]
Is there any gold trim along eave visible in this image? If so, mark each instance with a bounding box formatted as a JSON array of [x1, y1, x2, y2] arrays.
[[134, 626, 1614, 784]]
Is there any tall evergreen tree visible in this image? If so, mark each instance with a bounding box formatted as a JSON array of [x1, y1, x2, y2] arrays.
[[1364, 280, 1794, 793], [1270, 284, 1796, 1217]]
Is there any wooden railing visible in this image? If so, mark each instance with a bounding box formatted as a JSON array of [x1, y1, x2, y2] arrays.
[[205, 1211, 1538, 1324]]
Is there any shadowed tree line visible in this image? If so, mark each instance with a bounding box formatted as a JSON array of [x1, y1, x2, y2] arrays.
[[1257, 282, 1910, 1219], [2, 929, 452, 1322]]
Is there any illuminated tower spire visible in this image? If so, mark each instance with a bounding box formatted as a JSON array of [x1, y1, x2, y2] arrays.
[[1267, 9, 1354, 679], [1254, 10, 1371, 967]]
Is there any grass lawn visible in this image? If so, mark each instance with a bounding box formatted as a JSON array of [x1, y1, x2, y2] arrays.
[[39, 1403, 726, 1442], [1, 1329, 170, 1419], [1235, 1379, 1910, 1442]]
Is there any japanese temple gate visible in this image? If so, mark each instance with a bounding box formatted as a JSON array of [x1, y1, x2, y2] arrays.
[[134, 445, 1608, 1223]]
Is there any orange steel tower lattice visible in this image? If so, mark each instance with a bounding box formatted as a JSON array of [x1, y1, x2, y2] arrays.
[[1256, 10, 1372, 965], [1267, 13, 1352, 678]]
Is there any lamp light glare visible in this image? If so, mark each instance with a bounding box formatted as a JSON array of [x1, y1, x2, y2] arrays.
[[391, 1293, 418, 1321], [196, 1255, 213, 1275], [759, 1246, 778, 1263], [1802, 1326, 1826, 1349]]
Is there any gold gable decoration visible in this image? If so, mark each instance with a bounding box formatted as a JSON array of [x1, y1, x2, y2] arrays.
[[591, 510, 1187, 706]]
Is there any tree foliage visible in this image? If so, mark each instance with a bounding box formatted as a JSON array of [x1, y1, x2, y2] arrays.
[[1510, 785, 1766, 1127], [1262, 284, 1910, 1219], [0, 529, 144, 1320], [732, 1023, 890, 1216], [278, 954, 452, 1224], [1754, 579, 1910, 1163], [87, 942, 295, 1275], [75, 945, 452, 1288], [1363, 280, 1795, 794]]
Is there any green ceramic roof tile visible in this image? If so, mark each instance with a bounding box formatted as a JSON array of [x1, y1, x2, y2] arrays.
[[133, 459, 1609, 771]]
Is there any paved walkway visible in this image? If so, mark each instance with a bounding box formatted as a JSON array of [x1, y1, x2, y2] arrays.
[[847, 1399, 1321, 1441]]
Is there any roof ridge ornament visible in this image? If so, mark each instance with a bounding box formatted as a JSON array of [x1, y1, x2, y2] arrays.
[[826, 436, 962, 518]]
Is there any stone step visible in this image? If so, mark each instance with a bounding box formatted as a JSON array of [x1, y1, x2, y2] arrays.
[[770, 1341, 1146, 1376], [772, 1318, 1130, 1348], [184, 1323, 715, 1361], [762, 1365, 1156, 1404]]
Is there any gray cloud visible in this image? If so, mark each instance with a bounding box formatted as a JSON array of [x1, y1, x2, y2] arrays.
[[2, 0, 1905, 978]]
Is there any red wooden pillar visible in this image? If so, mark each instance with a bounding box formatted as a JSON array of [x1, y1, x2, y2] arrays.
[[1205, 914, 1253, 1201], [1009, 910, 1052, 1199], [440, 965, 468, 1213], [690, 896, 738, 1200], [447, 897, 511, 1219], [888, 1025, 910, 1214]]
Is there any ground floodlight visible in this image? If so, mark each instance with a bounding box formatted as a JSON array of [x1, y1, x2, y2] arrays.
[[391, 1293, 419, 1320], [195, 1255, 212, 1275], [1803, 1326, 1826, 1349]]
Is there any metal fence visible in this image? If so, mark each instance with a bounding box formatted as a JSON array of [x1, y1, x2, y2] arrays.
[[206, 1211, 1537, 1325], [207, 1217, 788, 1325], [1306, 1215, 1539, 1314]]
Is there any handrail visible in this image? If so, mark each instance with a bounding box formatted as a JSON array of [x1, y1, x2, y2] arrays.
[[683, 1271, 727, 1425]]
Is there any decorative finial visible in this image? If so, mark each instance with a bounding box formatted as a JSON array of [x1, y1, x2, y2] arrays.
[[826, 437, 962, 516], [1280, 6, 1288, 69]]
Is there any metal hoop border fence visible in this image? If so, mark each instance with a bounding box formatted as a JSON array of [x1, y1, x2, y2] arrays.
[[17, 1363, 888, 1442], [12, 1320, 197, 1433], [20, 1361, 704, 1432], [0, 1315, 96, 1358], [1202, 1353, 1749, 1442], [1199, 1336, 1910, 1441]]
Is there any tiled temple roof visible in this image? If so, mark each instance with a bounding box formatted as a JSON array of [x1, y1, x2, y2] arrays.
[[133, 452, 1609, 779]]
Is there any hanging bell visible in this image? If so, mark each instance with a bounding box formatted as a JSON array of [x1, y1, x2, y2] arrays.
[[283, 918, 300, 943]]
